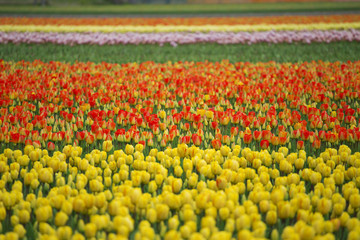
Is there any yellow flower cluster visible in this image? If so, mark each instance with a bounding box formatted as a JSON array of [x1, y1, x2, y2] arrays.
[[1, 22, 360, 32], [0, 143, 359, 239]]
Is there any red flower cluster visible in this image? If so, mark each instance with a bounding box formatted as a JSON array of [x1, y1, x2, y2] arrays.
[[0, 60, 359, 154]]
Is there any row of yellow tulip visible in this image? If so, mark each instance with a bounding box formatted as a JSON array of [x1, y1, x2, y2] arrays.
[[0, 143, 359, 240]]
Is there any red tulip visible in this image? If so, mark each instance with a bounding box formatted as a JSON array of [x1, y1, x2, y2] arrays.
[[183, 123, 190, 131], [95, 130, 103, 140], [355, 131, 360, 141], [58, 131, 65, 141], [262, 130, 272, 141], [147, 138, 154, 147], [292, 129, 300, 139], [243, 133, 252, 144], [271, 136, 279, 146], [211, 139, 222, 150], [107, 121, 116, 131], [301, 130, 310, 141], [230, 127, 239, 136], [160, 139, 167, 147], [242, 119, 251, 128], [222, 135, 230, 145], [339, 130, 348, 141], [64, 112, 73, 122], [279, 137, 287, 145], [319, 130, 326, 140], [180, 136, 189, 144], [192, 133, 202, 146], [47, 141, 55, 151], [41, 133, 49, 142], [253, 130, 261, 141], [260, 140, 269, 149], [211, 121, 218, 130], [231, 115, 240, 124], [10, 132, 20, 143], [86, 134, 95, 144], [253, 120, 261, 128], [337, 112, 344, 122], [173, 113, 182, 124], [279, 131, 287, 139], [312, 139, 321, 149], [76, 131, 86, 141], [258, 117, 266, 125], [33, 140, 41, 148], [297, 140, 304, 150]]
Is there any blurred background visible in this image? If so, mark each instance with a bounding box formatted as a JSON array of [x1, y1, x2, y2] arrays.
[[0, 0, 351, 5]]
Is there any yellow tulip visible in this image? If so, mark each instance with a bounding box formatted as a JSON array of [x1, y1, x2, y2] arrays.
[[164, 230, 181, 240], [57, 226, 72, 240], [211, 192, 226, 209], [102, 140, 113, 152], [177, 143, 188, 158], [348, 230, 360, 240], [278, 201, 291, 219], [84, 223, 97, 238], [2, 192, 15, 209], [18, 209, 30, 224], [71, 233, 85, 240], [61, 201, 73, 216], [113, 216, 134, 232], [271, 188, 284, 205], [259, 200, 270, 213], [55, 211, 69, 226], [270, 229, 279, 240], [125, 144, 134, 155], [29, 149, 41, 161], [10, 215, 19, 227], [340, 212, 350, 227], [72, 198, 86, 214], [18, 155, 30, 167], [219, 207, 230, 220], [35, 205, 53, 222], [13, 224, 26, 238], [236, 214, 251, 230], [317, 198, 332, 215], [5, 232, 19, 240], [39, 168, 54, 184], [156, 204, 169, 221], [89, 179, 104, 192], [299, 225, 315, 240], [266, 210, 277, 225], [146, 208, 157, 224], [237, 229, 252, 239], [135, 144, 144, 153], [172, 178, 183, 194], [349, 194, 360, 209], [168, 216, 180, 230]]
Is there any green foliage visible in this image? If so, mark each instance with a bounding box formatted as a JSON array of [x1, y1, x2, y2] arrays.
[[1, 42, 359, 63]]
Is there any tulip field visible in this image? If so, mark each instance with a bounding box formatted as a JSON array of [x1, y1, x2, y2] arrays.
[[1, 11, 360, 240]]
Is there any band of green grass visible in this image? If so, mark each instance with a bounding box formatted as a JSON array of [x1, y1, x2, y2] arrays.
[[1, 2, 360, 15], [1, 42, 359, 63]]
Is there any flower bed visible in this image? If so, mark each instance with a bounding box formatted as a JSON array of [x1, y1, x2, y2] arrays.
[[1, 30, 359, 45], [2, 15, 360, 46], [0, 60, 359, 239]]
